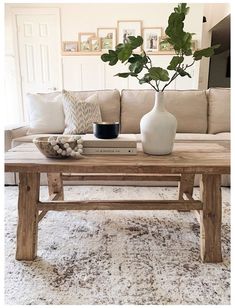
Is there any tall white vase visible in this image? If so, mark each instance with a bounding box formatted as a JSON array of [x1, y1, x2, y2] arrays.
[[140, 92, 177, 155]]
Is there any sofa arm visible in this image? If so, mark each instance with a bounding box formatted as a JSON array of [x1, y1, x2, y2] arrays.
[[5, 123, 29, 152]]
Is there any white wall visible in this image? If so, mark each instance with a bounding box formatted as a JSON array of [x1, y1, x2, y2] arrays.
[[204, 3, 230, 31], [5, 3, 204, 122]]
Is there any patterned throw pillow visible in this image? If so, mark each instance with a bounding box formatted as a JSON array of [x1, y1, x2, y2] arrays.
[[62, 90, 102, 134]]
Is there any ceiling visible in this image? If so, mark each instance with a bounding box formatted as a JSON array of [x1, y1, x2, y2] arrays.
[[211, 14, 230, 54]]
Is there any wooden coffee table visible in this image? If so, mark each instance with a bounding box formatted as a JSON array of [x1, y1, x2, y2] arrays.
[[5, 141, 230, 263]]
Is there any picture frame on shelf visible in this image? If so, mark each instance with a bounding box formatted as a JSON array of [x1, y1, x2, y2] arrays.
[[97, 28, 116, 51], [158, 36, 175, 53], [62, 41, 78, 52], [143, 27, 162, 53], [117, 20, 142, 52], [78, 32, 96, 52], [90, 37, 100, 52]]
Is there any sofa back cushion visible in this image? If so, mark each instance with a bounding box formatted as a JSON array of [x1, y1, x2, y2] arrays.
[[207, 88, 230, 133], [30, 89, 120, 134], [26, 93, 65, 134], [68, 89, 120, 123], [121, 89, 208, 133]]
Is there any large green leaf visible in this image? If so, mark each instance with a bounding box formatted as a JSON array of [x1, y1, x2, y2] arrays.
[[101, 53, 110, 62], [138, 73, 152, 84], [176, 67, 191, 78], [115, 43, 124, 52], [167, 56, 184, 70], [129, 61, 144, 74], [174, 3, 190, 15], [117, 44, 132, 62], [193, 44, 220, 60], [127, 36, 143, 49], [165, 12, 185, 38], [101, 50, 118, 66], [149, 67, 170, 81], [128, 54, 147, 64], [114, 73, 131, 78]]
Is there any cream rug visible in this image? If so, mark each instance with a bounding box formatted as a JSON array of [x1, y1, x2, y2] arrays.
[[5, 186, 230, 305]]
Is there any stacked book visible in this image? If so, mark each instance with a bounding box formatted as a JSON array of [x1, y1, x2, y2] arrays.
[[82, 134, 137, 155]]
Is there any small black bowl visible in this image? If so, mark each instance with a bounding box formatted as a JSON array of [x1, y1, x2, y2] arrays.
[[93, 122, 120, 139]]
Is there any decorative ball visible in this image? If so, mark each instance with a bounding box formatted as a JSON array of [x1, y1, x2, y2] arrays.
[[50, 140, 57, 146], [48, 136, 56, 142], [53, 145, 59, 151]]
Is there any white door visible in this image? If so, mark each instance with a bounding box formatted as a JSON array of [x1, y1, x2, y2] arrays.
[[16, 13, 62, 118]]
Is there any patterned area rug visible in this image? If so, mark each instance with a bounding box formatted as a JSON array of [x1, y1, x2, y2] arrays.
[[5, 186, 230, 305]]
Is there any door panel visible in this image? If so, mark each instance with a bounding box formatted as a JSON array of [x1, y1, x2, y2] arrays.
[[16, 14, 61, 119]]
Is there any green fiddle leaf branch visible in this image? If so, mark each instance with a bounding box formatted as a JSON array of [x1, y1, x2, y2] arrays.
[[193, 44, 220, 60], [100, 3, 220, 92]]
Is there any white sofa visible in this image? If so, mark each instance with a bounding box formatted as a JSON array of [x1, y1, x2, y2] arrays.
[[5, 87, 230, 186]]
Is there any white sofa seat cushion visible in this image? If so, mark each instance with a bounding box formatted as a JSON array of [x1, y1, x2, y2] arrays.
[[121, 89, 208, 134], [135, 132, 230, 142], [26, 93, 65, 134], [207, 88, 230, 134], [12, 132, 230, 148]]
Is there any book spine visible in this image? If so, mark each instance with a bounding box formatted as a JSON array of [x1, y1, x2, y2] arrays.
[[83, 147, 137, 155], [82, 141, 137, 148]]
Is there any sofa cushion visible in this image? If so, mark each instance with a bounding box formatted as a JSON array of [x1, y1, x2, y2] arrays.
[[135, 132, 231, 142], [26, 93, 65, 134], [62, 90, 102, 134], [121, 89, 208, 134], [207, 88, 230, 134], [71, 90, 121, 123]]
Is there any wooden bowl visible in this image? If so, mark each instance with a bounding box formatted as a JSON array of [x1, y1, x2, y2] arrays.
[[33, 136, 77, 159]]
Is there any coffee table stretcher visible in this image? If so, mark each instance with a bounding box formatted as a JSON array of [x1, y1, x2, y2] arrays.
[[15, 171, 222, 263]]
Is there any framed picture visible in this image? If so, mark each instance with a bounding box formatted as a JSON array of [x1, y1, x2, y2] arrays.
[[117, 20, 142, 51], [97, 28, 116, 51], [143, 28, 162, 52], [78, 32, 95, 52], [158, 36, 175, 53], [90, 37, 100, 52], [62, 41, 78, 52]]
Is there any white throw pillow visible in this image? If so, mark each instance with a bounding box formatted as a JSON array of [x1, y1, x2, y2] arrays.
[[62, 90, 102, 134], [26, 93, 65, 134]]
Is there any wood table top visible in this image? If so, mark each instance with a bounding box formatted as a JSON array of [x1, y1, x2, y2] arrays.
[[5, 141, 230, 174]]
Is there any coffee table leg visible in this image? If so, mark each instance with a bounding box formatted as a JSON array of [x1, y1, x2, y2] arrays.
[[178, 174, 195, 211], [16, 172, 40, 261], [200, 174, 222, 262], [47, 173, 64, 200]]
